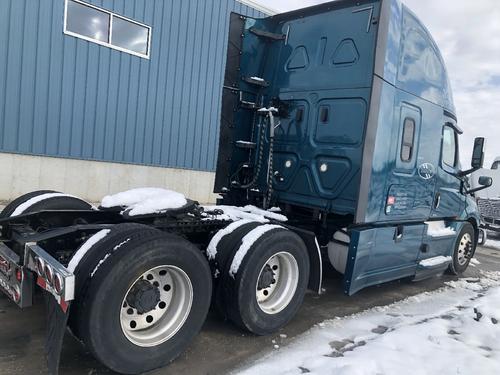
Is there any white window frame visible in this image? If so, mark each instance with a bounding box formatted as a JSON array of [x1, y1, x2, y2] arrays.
[[63, 0, 152, 59]]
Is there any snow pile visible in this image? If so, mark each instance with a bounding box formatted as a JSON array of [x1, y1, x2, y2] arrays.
[[470, 258, 481, 267], [229, 224, 284, 277], [203, 205, 287, 223], [236, 271, 500, 375], [419, 256, 452, 267], [426, 221, 456, 237], [101, 188, 187, 216], [67, 229, 111, 273], [10, 193, 78, 217]]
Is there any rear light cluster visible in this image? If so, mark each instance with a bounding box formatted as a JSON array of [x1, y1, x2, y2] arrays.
[[35, 256, 65, 295]]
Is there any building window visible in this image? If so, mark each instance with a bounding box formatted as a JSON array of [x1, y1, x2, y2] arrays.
[[64, 0, 151, 59], [442, 125, 457, 168], [401, 118, 415, 162]]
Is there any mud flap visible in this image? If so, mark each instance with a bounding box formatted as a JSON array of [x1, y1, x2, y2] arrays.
[[44, 292, 71, 375], [289, 226, 323, 294]]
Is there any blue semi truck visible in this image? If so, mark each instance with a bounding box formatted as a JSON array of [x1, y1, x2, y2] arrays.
[[0, 0, 493, 374]]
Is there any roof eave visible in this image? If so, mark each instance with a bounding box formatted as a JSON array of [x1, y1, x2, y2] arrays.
[[236, 0, 278, 16]]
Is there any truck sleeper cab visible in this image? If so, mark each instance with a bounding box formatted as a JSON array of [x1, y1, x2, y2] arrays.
[[215, 0, 487, 294], [0, 1, 490, 374]]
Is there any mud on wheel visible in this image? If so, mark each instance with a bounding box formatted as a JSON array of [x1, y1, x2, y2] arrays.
[[73, 225, 212, 375]]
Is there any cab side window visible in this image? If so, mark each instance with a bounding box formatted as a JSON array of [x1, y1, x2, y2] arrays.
[[401, 118, 415, 162], [442, 125, 457, 168]]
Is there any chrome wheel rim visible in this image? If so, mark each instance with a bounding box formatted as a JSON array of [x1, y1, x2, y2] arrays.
[[457, 233, 472, 266], [120, 265, 193, 347], [256, 252, 299, 315]]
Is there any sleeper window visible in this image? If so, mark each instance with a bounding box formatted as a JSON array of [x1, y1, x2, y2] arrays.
[[401, 118, 415, 162], [442, 126, 457, 168]]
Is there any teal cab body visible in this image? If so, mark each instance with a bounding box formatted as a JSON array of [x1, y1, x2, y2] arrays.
[[215, 0, 484, 295]]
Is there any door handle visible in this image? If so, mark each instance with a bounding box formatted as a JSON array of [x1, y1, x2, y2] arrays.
[[434, 193, 441, 209], [394, 225, 404, 242]]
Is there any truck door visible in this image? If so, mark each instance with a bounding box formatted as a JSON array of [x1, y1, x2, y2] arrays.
[[430, 121, 465, 219], [383, 103, 436, 221]]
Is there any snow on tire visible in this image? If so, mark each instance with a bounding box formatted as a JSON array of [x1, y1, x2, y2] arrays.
[[221, 225, 310, 335], [72, 224, 212, 374]]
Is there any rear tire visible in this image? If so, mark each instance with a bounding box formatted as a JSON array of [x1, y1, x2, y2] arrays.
[[448, 223, 475, 275], [77, 226, 212, 374], [222, 227, 309, 335]]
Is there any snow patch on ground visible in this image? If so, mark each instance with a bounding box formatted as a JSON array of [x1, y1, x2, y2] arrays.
[[67, 230, 111, 273], [207, 220, 254, 260], [485, 239, 500, 250], [229, 224, 284, 278], [419, 256, 452, 267], [203, 205, 287, 223], [471, 258, 481, 265], [10, 193, 78, 217], [101, 188, 187, 216], [425, 221, 456, 237], [237, 271, 500, 375]]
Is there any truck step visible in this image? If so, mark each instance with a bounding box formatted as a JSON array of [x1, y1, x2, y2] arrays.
[[243, 76, 270, 88], [249, 27, 286, 41], [235, 140, 257, 149]]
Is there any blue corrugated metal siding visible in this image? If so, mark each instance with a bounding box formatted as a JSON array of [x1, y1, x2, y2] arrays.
[[0, 0, 266, 171]]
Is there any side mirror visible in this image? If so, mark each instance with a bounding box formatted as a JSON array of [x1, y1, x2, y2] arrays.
[[466, 175, 493, 195], [471, 137, 486, 169], [478, 176, 493, 188], [459, 137, 486, 177]]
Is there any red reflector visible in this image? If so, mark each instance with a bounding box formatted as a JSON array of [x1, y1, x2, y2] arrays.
[[13, 286, 21, 303], [16, 269, 23, 282], [37, 276, 47, 289], [60, 299, 69, 313]]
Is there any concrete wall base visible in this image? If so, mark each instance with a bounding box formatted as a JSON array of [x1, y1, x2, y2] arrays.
[[0, 153, 218, 205]]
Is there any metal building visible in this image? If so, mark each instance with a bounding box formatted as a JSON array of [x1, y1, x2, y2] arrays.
[[0, 0, 273, 204]]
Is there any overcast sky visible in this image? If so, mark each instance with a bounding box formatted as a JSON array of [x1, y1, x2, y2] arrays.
[[267, 0, 500, 168]]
